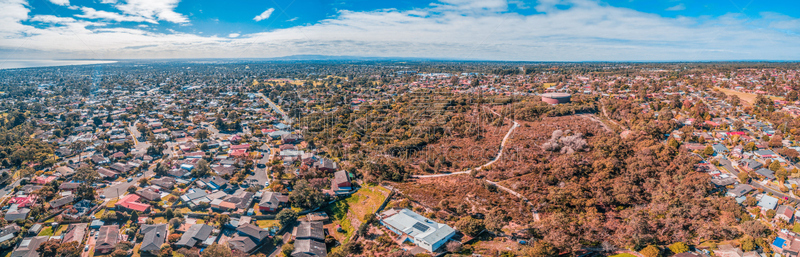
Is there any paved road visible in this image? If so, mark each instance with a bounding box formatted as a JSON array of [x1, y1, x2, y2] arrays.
[[99, 163, 156, 199], [256, 93, 292, 124], [0, 179, 21, 198], [750, 180, 800, 204], [250, 153, 272, 187], [718, 157, 738, 177]]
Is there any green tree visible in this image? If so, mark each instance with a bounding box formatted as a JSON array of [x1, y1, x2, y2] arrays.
[[738, 172, 749, 183], [192, 159, 211, 178], [640, 245, 660, 257], [281, 243, 295, 257], [201, 244, 232, 257], [668, 242, 689, 254], [277, 209, 297, 229], [667, 138, 680, 149], [455, 217, 485, 237], [770, 161, 782, 172], [745, 142, 756, 152], [36, 239, 60, 257], [196, 129, 209, 141], [740, 236, 756, 252], [704, 145, 715, 156]]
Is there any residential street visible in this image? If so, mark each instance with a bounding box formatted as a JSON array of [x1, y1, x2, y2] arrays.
[[99, 162, 156, 199]]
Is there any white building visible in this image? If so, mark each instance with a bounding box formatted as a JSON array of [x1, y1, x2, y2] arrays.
[[378, 208, 456, 252]]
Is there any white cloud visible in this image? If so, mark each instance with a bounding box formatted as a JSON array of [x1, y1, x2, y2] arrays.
[[228, 33, 240, 38], [2, 0, 800, 61], [253, 8, 274, 22], [76, 7, 156, 23], [666, 3, 686, 11], [114, 0, 189, 23], [0, 0, 29, 35], [47, 0, 70, 6]]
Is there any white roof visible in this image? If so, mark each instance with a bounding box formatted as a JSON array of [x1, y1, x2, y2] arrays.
[[381, 209, 455, 245]]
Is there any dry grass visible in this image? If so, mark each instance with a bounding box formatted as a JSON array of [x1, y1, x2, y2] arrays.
[[715, 87, 784, 106], [344, 184, 390, 223]]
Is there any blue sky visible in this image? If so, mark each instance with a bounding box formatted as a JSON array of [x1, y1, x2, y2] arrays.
[[1, 0, 799, 61]]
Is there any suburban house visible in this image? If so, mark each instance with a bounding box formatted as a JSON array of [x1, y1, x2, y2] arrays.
[[198, 176, 229, 191], [727, 184, 754, 198], [292, 221, 326, 257], [259, 192, 287, 212], [331, 170, 352, 196], [61, 223, 87, 244], [228, 223, 269, 253], [755, 168, 776, 180], [10, 236, 49, 257], [115, 194, 151, 213], [95, 225, 120, 254], [139, 224, 168, 253], [777, 205, 796, 222], [97, 167, 119, 180], [135, 188, 162, 202], [176, 224, 213, 248], [313, 158, 338, 172], [738, 159, 763, 172], [63, 200, 93, 220], [712, 143, 729, 154], [759, 195, 779, 213], [772, 230, 800, 257], [0, 224, 20, 247], [378, 208, 456, 252], [48, 195, 75, 209]]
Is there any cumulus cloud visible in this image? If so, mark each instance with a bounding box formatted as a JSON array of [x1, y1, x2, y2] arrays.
[[666, 3, 686, 11], [228, 33, 240, 38], [1, 0, 800, 60], [253, 8, 274, 22], [114, 0, 189, 23], [76, 7, 156, 23], [47, 0, 70, 6]]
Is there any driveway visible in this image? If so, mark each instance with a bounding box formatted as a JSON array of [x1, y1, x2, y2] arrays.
[[99, 162, 157, 199]]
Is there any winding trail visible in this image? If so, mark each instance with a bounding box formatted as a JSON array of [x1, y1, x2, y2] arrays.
[[412, 119, 519, 178]]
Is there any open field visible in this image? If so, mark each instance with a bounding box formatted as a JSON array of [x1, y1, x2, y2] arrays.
[[343, 184, 390, 223], [715, 87, 784, 106]]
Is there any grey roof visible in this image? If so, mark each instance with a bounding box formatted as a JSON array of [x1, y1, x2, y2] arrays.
[[727, 184, 754, 197], [758, 195, 779, 210], [135, 188, 161, 202], [96, 225, 120, 251], [61, 223, 87, 244], [259, 192, 280, 210], [292, 239, 327, 257], [228, 236, 258, 253], [4, 208, 30, 221], [176, 224, 213, 247], [48, 195, 75, 209], [740, 159, 763, 170], [150, 177, 176, 189], [295, 221, 324, 241], [237, 223, 269, 242], [712, 143, 728, 152], [11, 236, 49, 257], [756, 168, 776, 180], [139, 224, 167, 252]]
